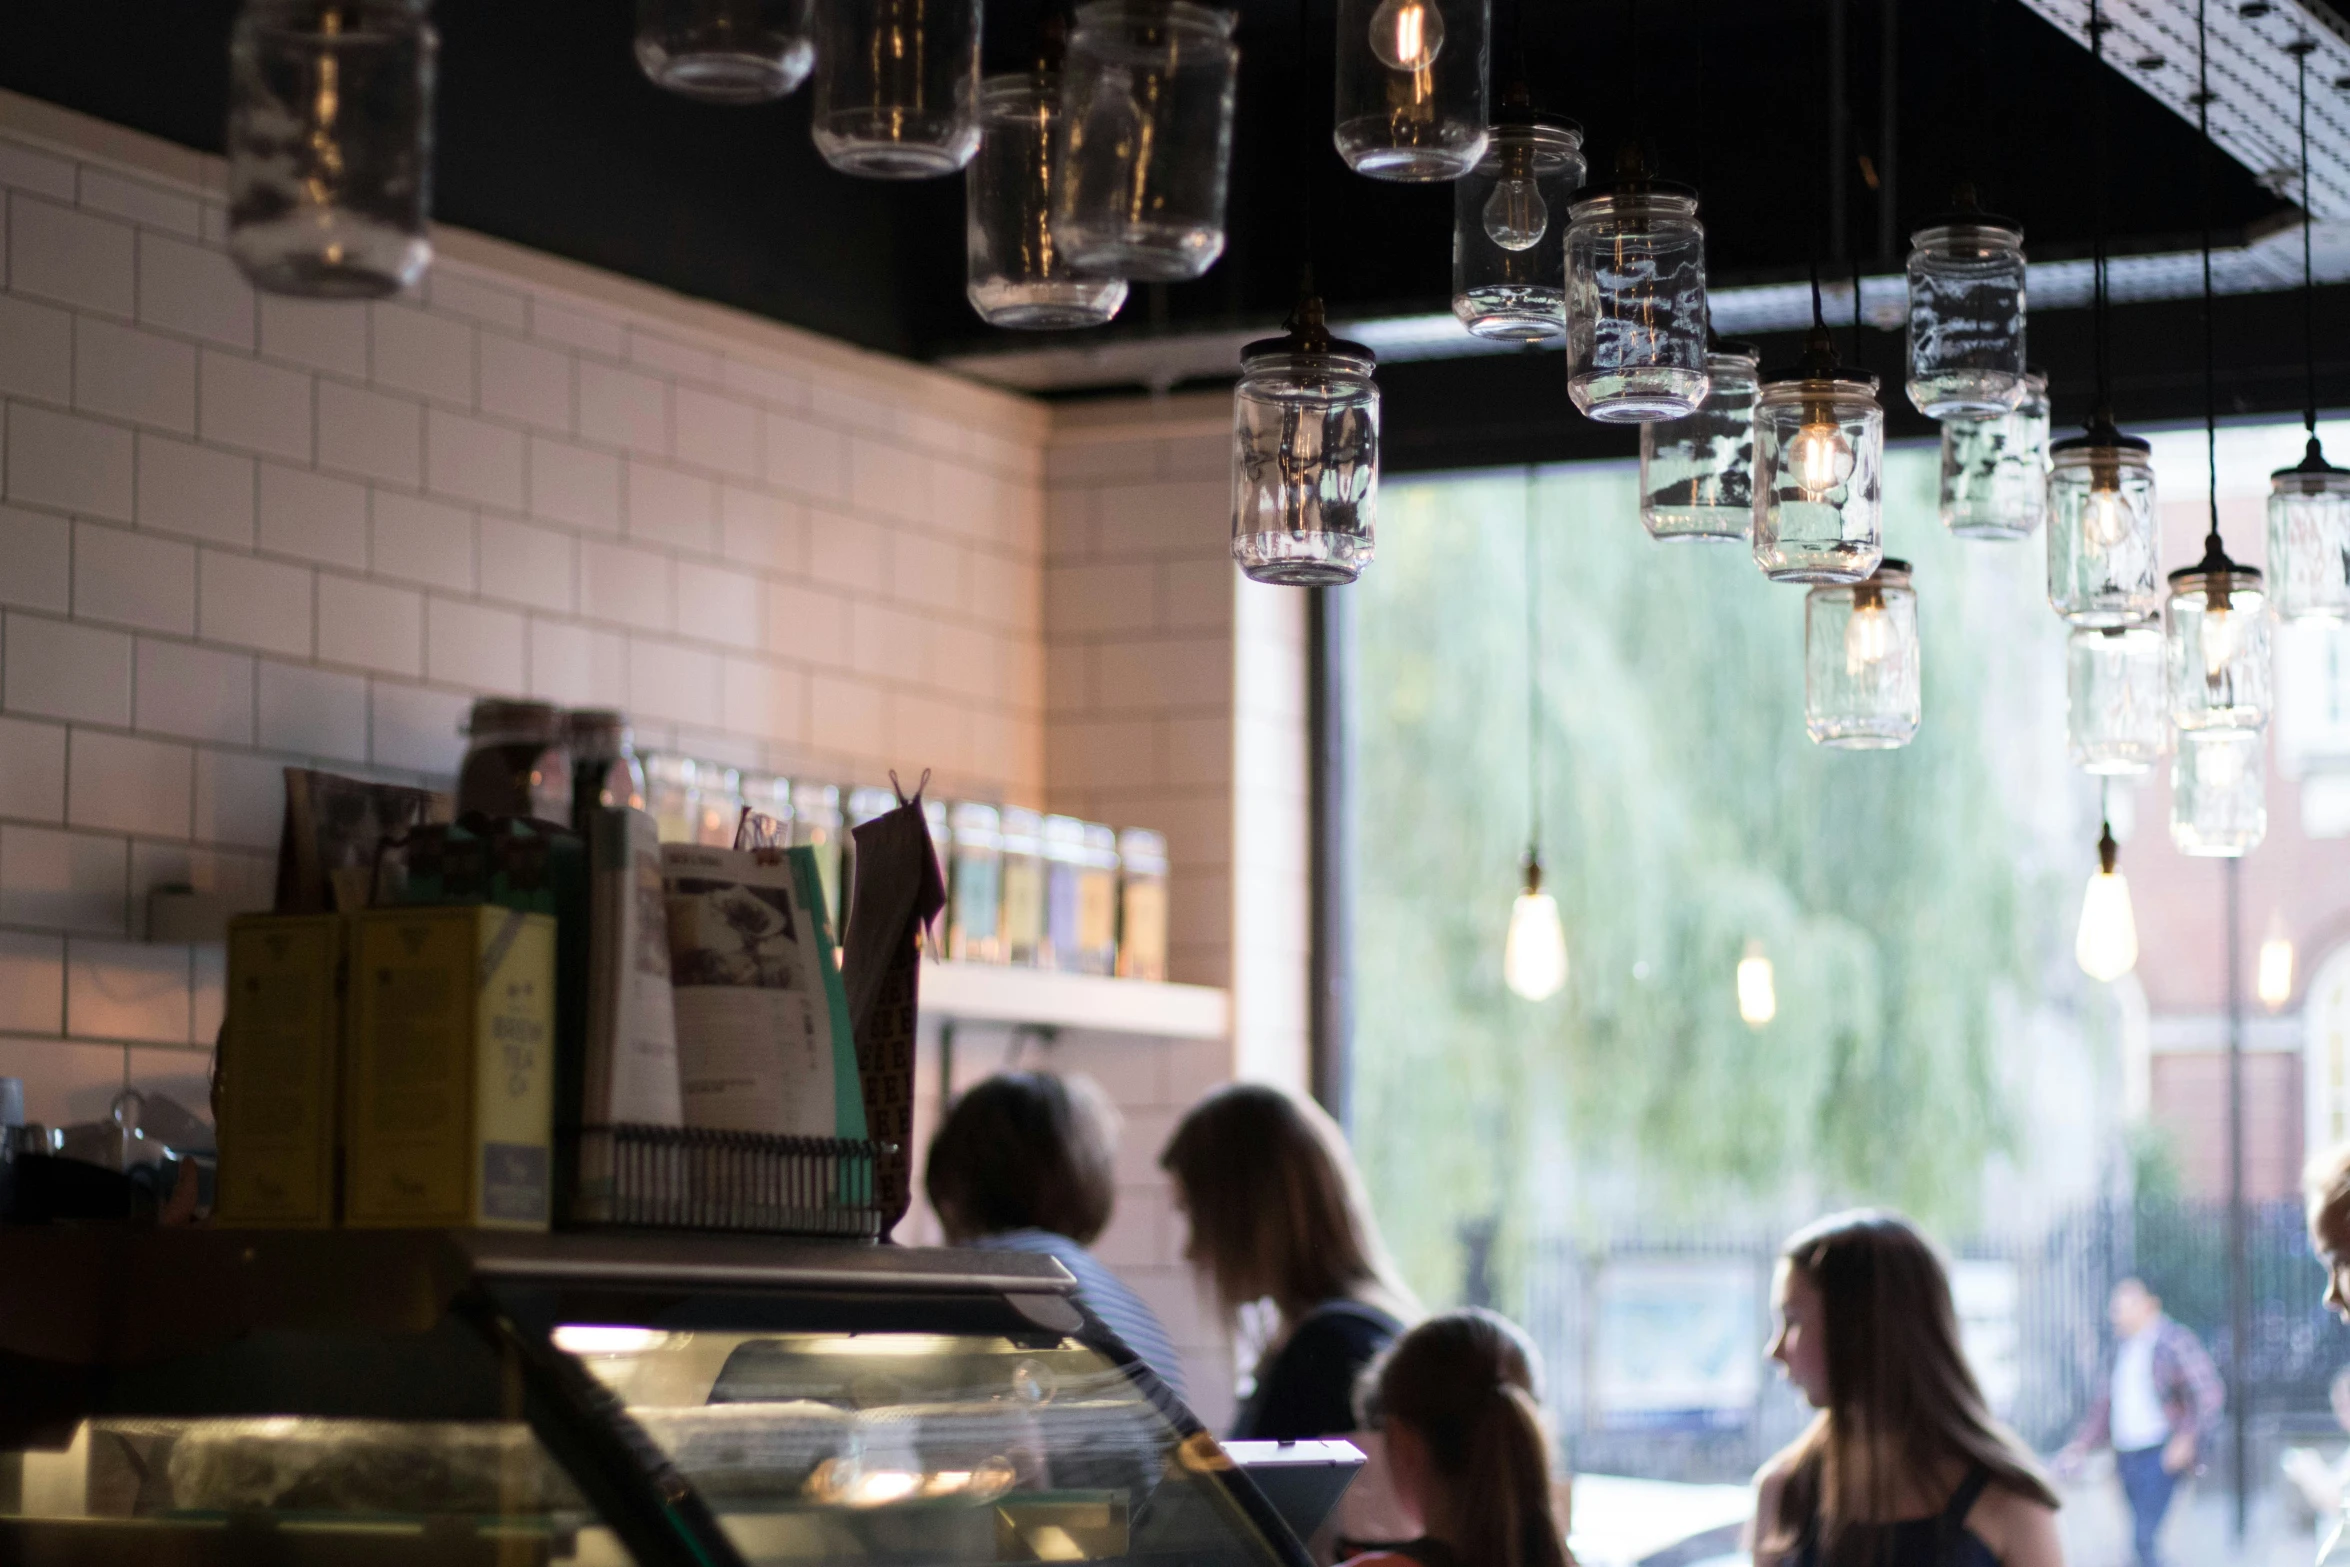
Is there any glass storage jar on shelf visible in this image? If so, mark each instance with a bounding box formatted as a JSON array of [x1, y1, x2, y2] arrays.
[[1639, 342, 1759, 542], [740, 770, 793, 832], [1804, 560, 1920, 749], [1041, 814, 1087, 972], [457, 698, 571, 821], [1117, 826, 1169, 980], [967, 64, 1128, 329], [1073, 822, 1121, 975], [790, 780, 846, 924], [1451, 99, 1582, 343], [2047, 419, 2158, 627], [810, 0, 980, 177], [2165, 543, 2271, 732], [1905, 195, 2028, 419], [1231, 297, 1380, 585], [1332, 0, 1488, 180], [635, 0, 814, 102], [2269, 437, 2350, 620], [2066, 623, 2167, 775], [691, 764, 746, 846], [1563, 151, 1709, 422], [1055, 0, 1238, 281], [1940, 370, 2049, 539], [999, 806, 1048, 966], [227, 0, 436, 297], [946, 801, 1004, 962], [2170, 726, 2267, 857], [1753, 325, 1884, 583], [643, 754, 697, 842], [563, 708, 645, 833]]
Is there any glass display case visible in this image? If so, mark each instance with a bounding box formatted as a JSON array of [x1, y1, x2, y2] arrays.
[[0, 1230, 1309, 1567]]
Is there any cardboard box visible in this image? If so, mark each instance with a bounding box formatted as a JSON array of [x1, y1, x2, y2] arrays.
[[214, 914, 344, 1228], [345, 905, 556, 1231]]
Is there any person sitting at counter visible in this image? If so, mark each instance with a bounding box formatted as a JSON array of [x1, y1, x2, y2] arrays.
[[924, 1070, 1187, 1398], [1160, 1083, 1417, 1440]]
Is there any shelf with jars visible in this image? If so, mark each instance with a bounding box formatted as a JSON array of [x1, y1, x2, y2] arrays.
[[917, 959, 1230, 1038]]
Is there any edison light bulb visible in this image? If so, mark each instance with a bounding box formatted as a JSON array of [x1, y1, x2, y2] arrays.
[[1368, 0, 1444, 71], [1482, 175, 1547, 251], [2075, 868, 2138, 982], [1736, 940, 1776, 1028], [1788, 415, 1854, 500], [2258, 922, 2294, 1010], [1844, 596, 1891, 678], [1504, 888, 1568, 1000], [2199, 600, 2241, 683], [2082, 482, 2132, 550]]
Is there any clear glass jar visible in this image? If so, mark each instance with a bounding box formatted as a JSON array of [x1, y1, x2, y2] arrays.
[[692, 764, 746, 846], [2269, 440, 2350, 621], [1231, 304, 1380, 585], [1564, 182, 1709, 422], [739, 770, 793, 832], [967, 71, 1129, 330], [946, 801, 1004, 963], [1332, 0, 1488, 181], [1753, 364, 1885, 584], [1804, 560, 1920, 749], [227, 0, 435, 298], [1074, 822, 1122, 975], [1041, 814, 1086, 972], [2047, 429, 2159, 627], [1451, 112, 1582, 343], [564, 708, 646, 833], [790, 780, 846, 925], [1905, 212, 2028, 418], [2170, 727, 2267, 858], [1639, 344, 1759, 542], [635, 0, 814, 101], [643, 754, 697, 842], [1055, 1, 1238, 282], [1117, 826, 1169, 981], [2066, 623, 2167, 775], [1940, 370, 2049, 539], [810, 0, 980, 178], [998, 806, 1047, 966], [457, 698, 570, 821], [2166, 559, 2271, 731]]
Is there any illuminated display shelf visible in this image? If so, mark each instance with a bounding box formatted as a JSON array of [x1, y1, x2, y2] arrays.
[[917, 961, 1229, 1039]]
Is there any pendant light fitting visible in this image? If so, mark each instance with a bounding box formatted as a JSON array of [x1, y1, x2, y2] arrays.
[[1753, 264, 1886, 585], [2267, 33, 2350, 620], [1504, 468, 1567, 1003]]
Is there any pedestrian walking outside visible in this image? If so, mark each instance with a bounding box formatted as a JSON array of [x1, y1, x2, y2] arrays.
[[2055, 1279, 2224, 1567]]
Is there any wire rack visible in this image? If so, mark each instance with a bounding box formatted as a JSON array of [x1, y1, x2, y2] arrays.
[[561, 1124, 890, 1239]]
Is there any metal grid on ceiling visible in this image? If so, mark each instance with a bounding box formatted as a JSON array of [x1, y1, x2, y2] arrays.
[[2016, 0, 2350, 217]]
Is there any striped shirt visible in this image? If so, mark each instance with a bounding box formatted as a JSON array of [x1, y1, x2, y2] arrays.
[[975, 1229, 1189, 1402]]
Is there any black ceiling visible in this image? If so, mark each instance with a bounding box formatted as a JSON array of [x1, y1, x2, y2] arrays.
[[4, 0, 2344, 459]]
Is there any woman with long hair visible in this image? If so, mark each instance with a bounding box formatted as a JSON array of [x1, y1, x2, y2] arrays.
[[1754, 1210, 2062, 1567], [1160, 1082, 1417, 1439], [1341, 1308, 1570, 1567]]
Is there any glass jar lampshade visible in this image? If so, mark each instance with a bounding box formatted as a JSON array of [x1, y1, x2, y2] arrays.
[[635, 0, 814, 101], [810, 0, 980, 177], [2047, 419, 2159, 627], [1054, 0, 1238, 282], [1804, 559, 1920, 748], [1332, 0, 1489, 181], [1753, 325, 1884, 583], [2165, 542, 2271, 731], [1230, 297, 1379, 585], [2066, 622, 2167, 774], [1904, 197, 2028, 419], [227, 0, 435, 298], [1639, 343, 1759, 542], [1451, 102, 1583, 344], [1939, 370, 2049, 539], [967, 70, 1129, 328], [2170, 726, 2267, 857], [1563, 152, 1709, 422], [2269, 438, 2350, 621]]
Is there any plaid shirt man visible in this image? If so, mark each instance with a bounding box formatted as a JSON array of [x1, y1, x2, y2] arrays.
[[2071, 1315, 2226, 1459]]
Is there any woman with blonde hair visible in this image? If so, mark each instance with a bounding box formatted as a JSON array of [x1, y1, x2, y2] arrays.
[[1341, 1308, 1569, 1567], [1160, 1082, 1416, 1439], [1754, 1210, 2061, 1567]]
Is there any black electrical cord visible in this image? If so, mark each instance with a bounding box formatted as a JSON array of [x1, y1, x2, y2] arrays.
[[2196, 0, 2220, 554], [1523, 465, 1543, 866], [2294, 37, 2318, 444], [2088, 0, 2113, 424]]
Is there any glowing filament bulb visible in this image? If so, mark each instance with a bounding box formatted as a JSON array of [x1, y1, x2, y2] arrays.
[[2199, 599, 2240, 683], [2074, 868, 2139, 982], [1844, 590, 1891, 678], [2082, 480, 2132, 550], [1368, 0, 1444, 71], [1736, 940, 1776, 1028], [1787, 412, 1854, 500], [1482, 175, 1547, 251], [1503, 856, 1566, 1001], [2257, 921, 2293, 1010]]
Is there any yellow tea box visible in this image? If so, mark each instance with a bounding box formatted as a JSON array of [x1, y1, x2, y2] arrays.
[[345, 905, 556, 1231], [214, 914, 344, 1228]]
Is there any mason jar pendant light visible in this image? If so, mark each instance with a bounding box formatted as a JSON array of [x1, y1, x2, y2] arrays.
[[2268, 37, 2350, 621], [2074, 814, 2139, 982], [1055, 0, 1240, 280], [1231, 290, 1380, 585], [1804, 559, 1919, 749], [1503, 471, 1567, 1001], [2048, 0, 2158, 627], [1905, 184, 2028, 420], [1451, 83, 1584, 344], [811, 0, 981, 177], [2171, 727, 2267, 857], [1333, 0, 1488, 180], [966, 13, 1129, 329], [1754, 279, 1884, 584], [1940, 370, 2049, 539], [2066, 623, 2167, 775], [1640, 339, 1759, 542], [635, 0, 814, 102], [1564, 141, 1709, 423], [227, 0, 436, 298]]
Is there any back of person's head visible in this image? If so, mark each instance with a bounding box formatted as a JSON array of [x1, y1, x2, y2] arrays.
[[1158, 1082, 1410, 1324], [2307, 1141, 2350, 1251], [1772, 1209, 2054, 1553], [1366, 1308, 1567, 1567], [924, 1072, 1118, 1246]]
